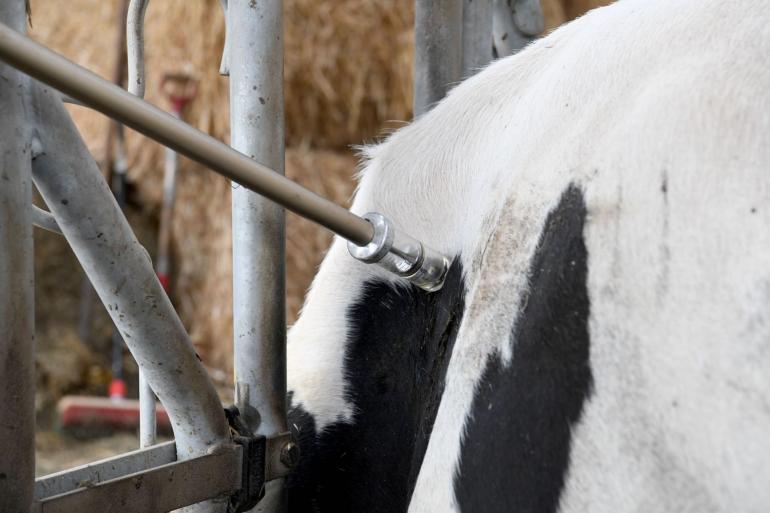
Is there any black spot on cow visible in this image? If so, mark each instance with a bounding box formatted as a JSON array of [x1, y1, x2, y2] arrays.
[[455, 185, 593, 513], [287, 261, 466, 513]]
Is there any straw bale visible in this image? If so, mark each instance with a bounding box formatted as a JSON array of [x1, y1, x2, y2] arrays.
[[29, 0, 611, 373]]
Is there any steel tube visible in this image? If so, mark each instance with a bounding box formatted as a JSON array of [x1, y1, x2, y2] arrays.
[[28, 85, 230, 512], [126, 0, 149, 98], [413, 0, 463, 116], [138, 372, 157, 447], [462, 0, 493, 77], [0, 23, 373, 246], [228, 1, 287, 511], [32, 205, 62, 234], [0, 3, 34, 510], [126, 1, 158, 447]]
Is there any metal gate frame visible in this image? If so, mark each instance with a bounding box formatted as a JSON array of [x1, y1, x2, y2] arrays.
[[0, 0, 541, 511]]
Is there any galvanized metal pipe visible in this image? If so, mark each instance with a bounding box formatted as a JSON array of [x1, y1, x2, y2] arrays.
[[0, 22, 374, 247], [413, 0, 463, 116], [138, 372, 157, 447], [28, 84, 230, 512], [0, 3, 34, 511], [32, 205, 62, 234], [126, 0, 149, 98], [462, 0, 493, 77], [227, 0, 287, 511], [218, 0, 231, 76], [125, 0, 158, 447]]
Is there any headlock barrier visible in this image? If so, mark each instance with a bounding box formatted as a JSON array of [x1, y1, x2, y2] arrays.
[[0, 0, 542, 511]]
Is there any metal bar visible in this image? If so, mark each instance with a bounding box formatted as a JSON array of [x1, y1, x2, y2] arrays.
[[0, 3, 34, 511], [218, 0, 231, 75], [33, 444, 241, 513], [138, 372, 157, 447], [31, 204, 62, 234], [413, 0, 463, 116], [27, 84, 231, 512], [126, 0, 149, 98], [35, 441, 177, 499], [126, 0, 158, 448], [227, 1, 287, 511], [0, 23, 373, 247], [462, 0, 493, 77]]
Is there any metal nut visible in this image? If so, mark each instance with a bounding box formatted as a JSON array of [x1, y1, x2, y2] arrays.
[[279, 441, 300, 469]]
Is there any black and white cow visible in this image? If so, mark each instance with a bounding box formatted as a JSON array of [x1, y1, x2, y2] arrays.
[[286, 0, 770, 511]]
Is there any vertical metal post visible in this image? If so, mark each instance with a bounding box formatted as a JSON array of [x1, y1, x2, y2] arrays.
[[0, 2, 33, 510], [126, 0, 157, 449], [227, 0, 287, 511], [138, 372, 157, 447], [462, 0, 493, 77], [413, 0, 463, 116]]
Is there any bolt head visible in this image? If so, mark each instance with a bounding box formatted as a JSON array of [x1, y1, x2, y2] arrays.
[[280, 441, 300, 469]]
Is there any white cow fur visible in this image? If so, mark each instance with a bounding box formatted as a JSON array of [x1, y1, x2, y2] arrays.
[[288, 0, 770, 511]]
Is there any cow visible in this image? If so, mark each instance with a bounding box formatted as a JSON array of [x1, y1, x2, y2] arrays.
[[285, 0, 770, 511]]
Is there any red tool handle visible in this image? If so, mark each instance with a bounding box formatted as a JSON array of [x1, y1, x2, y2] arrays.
[[160, 72, 198, 114]]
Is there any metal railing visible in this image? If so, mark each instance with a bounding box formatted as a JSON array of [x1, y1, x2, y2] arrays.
[[0, 0, 542, 511]]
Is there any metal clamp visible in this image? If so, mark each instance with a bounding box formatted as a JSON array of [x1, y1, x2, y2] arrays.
[[225, 405, 266, 513], [224, 406, 299, 513], [348, 212, 450, 292]]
